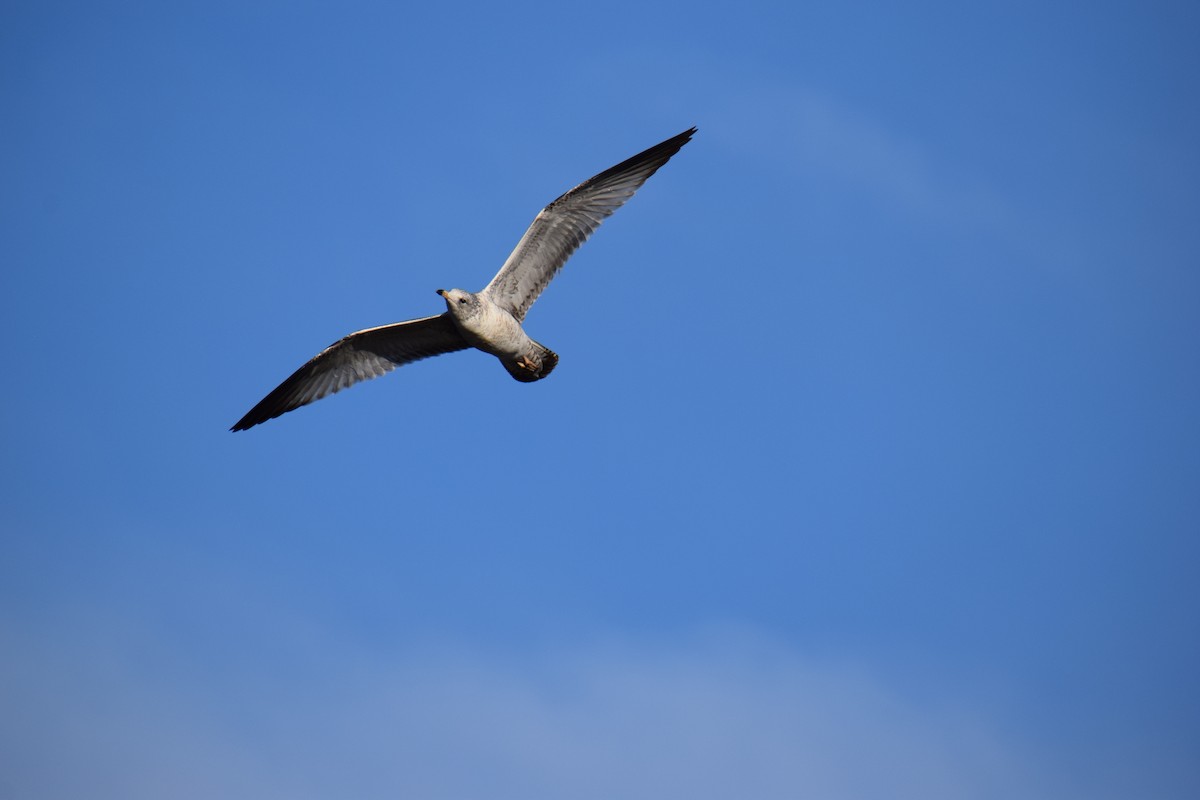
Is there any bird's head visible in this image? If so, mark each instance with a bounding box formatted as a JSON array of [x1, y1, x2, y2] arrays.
[[437, 288, 482, 320]]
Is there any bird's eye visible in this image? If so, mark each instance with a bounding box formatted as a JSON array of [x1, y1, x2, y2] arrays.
[[458, 298, 467, 304]]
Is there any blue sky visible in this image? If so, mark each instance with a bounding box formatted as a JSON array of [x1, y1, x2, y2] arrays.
[[2, 1, 1198, 797]]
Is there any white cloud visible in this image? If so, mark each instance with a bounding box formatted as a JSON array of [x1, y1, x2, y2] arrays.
[[1, 614, 1058, 800], [711, 81, 1019, 241], [592, 48, 1042, 262]]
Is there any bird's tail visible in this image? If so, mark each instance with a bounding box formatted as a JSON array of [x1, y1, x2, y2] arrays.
[[502, 341, 558, 383]]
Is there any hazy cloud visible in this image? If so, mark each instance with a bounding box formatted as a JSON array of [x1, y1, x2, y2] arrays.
[[2, 615, 1056, 800]]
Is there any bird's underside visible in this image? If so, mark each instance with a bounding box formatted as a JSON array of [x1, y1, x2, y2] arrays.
[[231, 126, 695, 431]]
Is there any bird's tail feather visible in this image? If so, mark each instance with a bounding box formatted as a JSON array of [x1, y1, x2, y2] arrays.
[[503, 341, 558, 383]]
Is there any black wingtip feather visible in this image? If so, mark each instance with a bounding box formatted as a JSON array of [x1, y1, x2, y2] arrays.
[[555, 127, 696, 205]]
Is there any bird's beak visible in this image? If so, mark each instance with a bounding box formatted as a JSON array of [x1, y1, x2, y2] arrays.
[[436, 289, 446, 297]]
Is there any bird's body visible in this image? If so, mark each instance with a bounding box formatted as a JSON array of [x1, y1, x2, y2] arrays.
[[232, 127, 695, 431], [437, 288, 558, 382]]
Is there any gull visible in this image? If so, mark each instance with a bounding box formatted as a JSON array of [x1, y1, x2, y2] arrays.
[[231, 127, 695, 431]]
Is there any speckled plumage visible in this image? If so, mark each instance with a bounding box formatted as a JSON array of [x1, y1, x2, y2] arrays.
[[231, 127, 695, 431]]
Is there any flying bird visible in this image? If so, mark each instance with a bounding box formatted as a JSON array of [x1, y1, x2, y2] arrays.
[[231, 127, 695, 431]]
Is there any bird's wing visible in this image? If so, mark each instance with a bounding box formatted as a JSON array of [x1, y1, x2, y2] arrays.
[[481, 127, 695, 321], [231, 313, 469, 431]]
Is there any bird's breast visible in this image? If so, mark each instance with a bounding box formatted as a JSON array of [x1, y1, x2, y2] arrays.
[[453, 300, 530, 357]]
